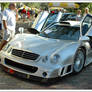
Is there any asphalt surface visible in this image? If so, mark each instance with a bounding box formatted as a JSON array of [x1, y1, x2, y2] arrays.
[[0, 63, 92, 89]]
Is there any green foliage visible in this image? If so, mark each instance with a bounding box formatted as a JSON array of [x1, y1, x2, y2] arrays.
[[0, 3, 9, 11], [24, 3, 40, 9], [78, 3, 89, 13], [24, 3, 48, 10], [40, 3, 48, 10], [1, 3, 92, 14], [88, 3, 92, 13], [67, 3, 92, 14]]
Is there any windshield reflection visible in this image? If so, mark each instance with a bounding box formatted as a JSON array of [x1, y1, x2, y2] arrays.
[[39, 25, 80, 40]]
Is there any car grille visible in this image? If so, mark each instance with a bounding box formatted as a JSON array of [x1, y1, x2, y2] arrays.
[[5, 58, 38, 73], [12, 49, 40, 60]]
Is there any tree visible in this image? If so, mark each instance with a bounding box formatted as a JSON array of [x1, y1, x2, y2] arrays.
[[40, 3, 48, 10], [67, 3, 92, 14], [0, 3, 9, 11], [78, 3, 89, 13], [23, 3, 48, 10], [88, 3, 92, 13], [24, 3, 41, 9]]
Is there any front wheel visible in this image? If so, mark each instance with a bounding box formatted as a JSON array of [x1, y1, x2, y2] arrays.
[[73, 49, 85, 73]]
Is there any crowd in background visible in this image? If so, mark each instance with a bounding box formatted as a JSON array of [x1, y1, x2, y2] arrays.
[[76, 7, 89, 21], [0, 4, 90, 31], [18, 8, 39, 21]]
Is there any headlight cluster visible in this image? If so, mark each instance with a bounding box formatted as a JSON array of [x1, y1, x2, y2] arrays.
[[42, 56, 48, 63], [42, 54, 60, 64], [51, 54, 60, 64]]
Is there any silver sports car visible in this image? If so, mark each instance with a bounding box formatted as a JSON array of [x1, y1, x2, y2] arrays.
[[0, 14, 92, 81]]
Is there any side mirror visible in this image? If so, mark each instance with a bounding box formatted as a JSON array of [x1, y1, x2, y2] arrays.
[[18, 27, 24, 34], [81, 36, 90, 41]]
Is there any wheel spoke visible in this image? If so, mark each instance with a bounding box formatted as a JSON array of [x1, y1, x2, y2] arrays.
[[74, 50, 84, 72]]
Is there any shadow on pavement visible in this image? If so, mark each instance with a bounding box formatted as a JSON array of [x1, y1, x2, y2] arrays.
[[0, 63, 92, 89]]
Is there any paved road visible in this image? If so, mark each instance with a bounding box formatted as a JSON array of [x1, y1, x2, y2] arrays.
[[0, 63, 92, 89]]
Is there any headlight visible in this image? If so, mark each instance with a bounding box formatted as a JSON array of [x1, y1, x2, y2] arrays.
[[42, 56, 48, 63], [51, 54, 60, 64]]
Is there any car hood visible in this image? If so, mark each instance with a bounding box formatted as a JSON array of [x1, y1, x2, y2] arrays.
[[11, 34, 76, 55]]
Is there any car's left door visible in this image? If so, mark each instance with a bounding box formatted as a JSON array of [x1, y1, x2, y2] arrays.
[[31, 11, 49, 32]]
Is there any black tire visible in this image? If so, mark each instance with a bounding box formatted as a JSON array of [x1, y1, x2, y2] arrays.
[[73, 48, 85, 73]]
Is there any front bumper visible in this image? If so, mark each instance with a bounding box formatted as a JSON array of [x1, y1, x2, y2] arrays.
[[1, 65, 51, 82], [0, 52, 61, 79]]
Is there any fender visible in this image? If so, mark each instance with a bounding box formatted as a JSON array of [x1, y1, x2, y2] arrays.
[[52, 42, 81, 66]]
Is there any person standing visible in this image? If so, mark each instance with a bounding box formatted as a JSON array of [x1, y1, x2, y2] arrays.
[[76, 9, 82, 21], [35, 12, 38, 18], [0, 11, 3, 40], [22, 8, 26, 21], [27, 9, 30, 19], [0, 11, 2, 31], [84, 7, 89, 16], [0, 3, 18, 51]]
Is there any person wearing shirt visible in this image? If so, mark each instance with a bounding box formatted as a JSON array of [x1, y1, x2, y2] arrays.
[[27, 9, 30, 19], [0, 3, 18, 51], [0, 12, 2, 30], [22, 8, 26, 21], [84, 7, 89, 16], [76, 10, 82, 21]]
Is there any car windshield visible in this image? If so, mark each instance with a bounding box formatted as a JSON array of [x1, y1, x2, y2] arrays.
[[39, 25, 80, 40]]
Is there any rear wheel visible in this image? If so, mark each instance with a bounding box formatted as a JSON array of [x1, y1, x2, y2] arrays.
[[73, 49, 85, 73]]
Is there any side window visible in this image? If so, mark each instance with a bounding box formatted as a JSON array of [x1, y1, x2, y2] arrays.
[[82, 15, 92, 35], [42, 14, 57, 29]]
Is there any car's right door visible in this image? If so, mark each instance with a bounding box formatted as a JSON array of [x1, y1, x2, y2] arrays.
[[81, 14, 92, 36], [81, 14, 92, 65]]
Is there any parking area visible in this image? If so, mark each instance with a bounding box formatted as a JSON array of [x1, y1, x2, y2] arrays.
[[0, 63, 92, 89]]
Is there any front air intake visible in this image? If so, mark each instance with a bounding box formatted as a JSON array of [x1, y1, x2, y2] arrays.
[[12, 49, 40, 60], [5, 58, 38, 73]]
